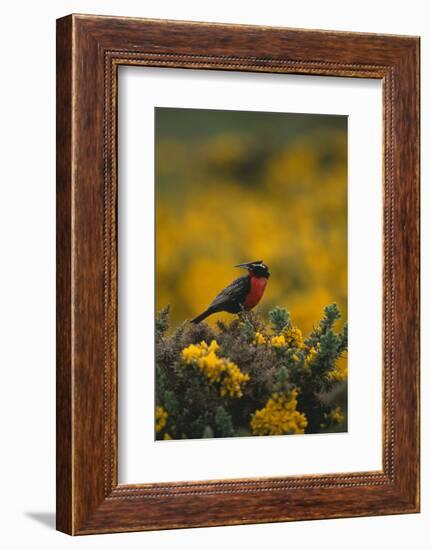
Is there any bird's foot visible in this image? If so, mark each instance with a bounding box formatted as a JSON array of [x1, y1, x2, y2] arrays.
[[237, 306, 250, 323]]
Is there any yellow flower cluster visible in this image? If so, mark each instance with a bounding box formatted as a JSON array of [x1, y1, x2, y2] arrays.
[[250, 390, 308, 436], [267, 326, 304, 350], [327, 357, 348, 382], [328, 406, 344, 424], [181, 339, 219, 362], [284, 326, 304, 348], [304, 345, 318, 368], [253, 332, 266, 346], [155, 405, 168, 433], [181, 340, 250, 398], [270, 334, 286, 348], [255, 329, 311, 368]]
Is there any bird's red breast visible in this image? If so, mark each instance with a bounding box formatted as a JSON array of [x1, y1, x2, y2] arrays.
[[243, 274, 268, 310]]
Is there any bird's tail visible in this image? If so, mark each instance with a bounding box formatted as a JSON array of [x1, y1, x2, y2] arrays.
[[191, 308, 213, 324]]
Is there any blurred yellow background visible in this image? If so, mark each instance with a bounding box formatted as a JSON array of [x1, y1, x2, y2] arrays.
[[155, 107, 347, 335]]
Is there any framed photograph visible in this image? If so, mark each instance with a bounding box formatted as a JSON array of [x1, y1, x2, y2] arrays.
[[56, 14, 420, 534]]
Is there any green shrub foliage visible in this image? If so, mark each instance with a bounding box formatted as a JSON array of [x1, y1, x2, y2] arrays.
[[155, 304, 347, 440]]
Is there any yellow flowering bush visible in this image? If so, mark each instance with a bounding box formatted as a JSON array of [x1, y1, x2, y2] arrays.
[[155, 304, 347, 440], [251, 390, 308, 435], [182, 340, 249, 398]]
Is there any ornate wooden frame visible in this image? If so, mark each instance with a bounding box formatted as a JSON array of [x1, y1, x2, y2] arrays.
[[56, 14, 420, 535]]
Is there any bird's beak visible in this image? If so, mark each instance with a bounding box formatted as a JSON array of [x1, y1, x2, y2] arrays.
[[235, 263, 251, 270]]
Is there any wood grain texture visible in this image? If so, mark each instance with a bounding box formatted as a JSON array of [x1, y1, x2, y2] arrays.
[[56, 14, 420, 535], [56, 16, 73, 535]]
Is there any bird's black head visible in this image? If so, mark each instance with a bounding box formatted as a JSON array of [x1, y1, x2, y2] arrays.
[[235, 260, 270, 278]]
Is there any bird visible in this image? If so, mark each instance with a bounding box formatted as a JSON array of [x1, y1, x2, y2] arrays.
[[191, 261, 270, 324]]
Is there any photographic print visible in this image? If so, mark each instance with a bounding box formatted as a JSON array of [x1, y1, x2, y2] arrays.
[[155, 107, 348, 441]]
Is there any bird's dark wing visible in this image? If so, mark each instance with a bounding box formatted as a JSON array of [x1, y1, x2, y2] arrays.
[[209, 275, 250, 312]]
